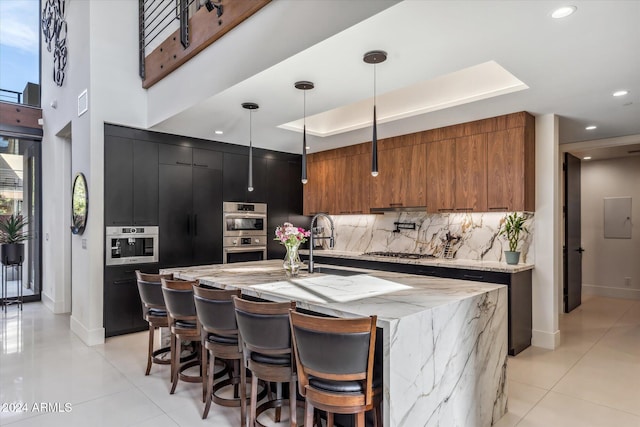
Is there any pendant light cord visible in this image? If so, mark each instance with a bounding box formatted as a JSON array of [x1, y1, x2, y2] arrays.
[[248, 108, 254, 191], [374, 63, 377, 108]]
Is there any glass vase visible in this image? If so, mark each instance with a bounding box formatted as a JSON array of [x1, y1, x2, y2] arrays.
[[283, 243, 302, 277]]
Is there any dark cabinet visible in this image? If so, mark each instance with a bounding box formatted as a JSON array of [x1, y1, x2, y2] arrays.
[[159, 163, 193, 267], [104, 263, 157, 337], [105, 136, 158, 226], [223, 153, 267, 203], [159, 145, 223, 268], [159, 143, 192, 166], [300, 254, 532, 356], [104, 124, 303, 337], [266, 158, 292, 259], [192, 151, 223, 265]]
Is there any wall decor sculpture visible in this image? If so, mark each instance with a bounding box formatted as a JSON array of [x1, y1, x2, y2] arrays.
[[41, 0, 68, 86]]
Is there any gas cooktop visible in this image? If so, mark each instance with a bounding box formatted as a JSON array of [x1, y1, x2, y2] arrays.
[[363, 251, 437, 259]]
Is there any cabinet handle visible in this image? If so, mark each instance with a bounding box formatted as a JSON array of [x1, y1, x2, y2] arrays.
[[187, 214, 191, 235], [193, 163, 208, 168], [489, 207, 508, 211], [113, 279, 136, 285], [176, 161, 191, 166], [456, 208, 472, 211], [438, 208, 454, 212], [194, 214, 198, 236], [340, 211, 350, 214], [463, 274, 484, 280], [352, 210, 363, 214], [389, 203, 403, 207]]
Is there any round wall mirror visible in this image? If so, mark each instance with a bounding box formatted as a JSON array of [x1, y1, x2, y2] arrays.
[[71, 172, 88, 235]]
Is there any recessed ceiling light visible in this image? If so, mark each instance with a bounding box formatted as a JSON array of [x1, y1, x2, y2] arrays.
[[551, 6, 577, 19], [215, 130, 224, 135], [585, 125, 597, 130], [612, 90, 629, 97], [306, 146, 310, 150], [583, 156, 592, 160]]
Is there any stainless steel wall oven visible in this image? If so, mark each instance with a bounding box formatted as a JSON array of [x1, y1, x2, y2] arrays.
[[223, 202, 267, 263]]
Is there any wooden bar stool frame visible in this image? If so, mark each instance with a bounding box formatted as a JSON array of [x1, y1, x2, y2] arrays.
[[289, 311, 382, 427], [161, 278, 204, 394], [135, 271, 173, 376], [233, 296, 298, 427]]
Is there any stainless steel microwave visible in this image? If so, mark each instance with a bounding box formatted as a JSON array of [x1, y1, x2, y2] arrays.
[[105, 226, 159, 266]]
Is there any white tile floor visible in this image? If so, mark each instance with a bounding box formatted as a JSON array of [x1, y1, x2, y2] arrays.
[[0, 295, 639, 426]]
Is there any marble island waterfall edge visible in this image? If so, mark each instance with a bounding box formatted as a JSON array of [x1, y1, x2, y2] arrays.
[[164, 260, 509, 427]]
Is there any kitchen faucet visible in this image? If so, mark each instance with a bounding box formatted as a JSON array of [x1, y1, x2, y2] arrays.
[[308, 213, 335, 273]]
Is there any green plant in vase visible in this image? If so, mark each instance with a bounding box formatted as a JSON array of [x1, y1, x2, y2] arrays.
[[499, 212, 528, 265], [0, 214, 30, 265]]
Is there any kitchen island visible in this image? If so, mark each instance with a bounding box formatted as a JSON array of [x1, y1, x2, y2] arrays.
[[163, 260, 508, 427]]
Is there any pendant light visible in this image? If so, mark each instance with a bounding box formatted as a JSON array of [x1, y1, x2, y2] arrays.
[[242, 102, 259, 192], [363, 50, 387, 177], [295, 81, 314, 184]]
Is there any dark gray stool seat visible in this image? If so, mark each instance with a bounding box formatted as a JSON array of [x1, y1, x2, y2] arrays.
[[233, 296, 298, 427]]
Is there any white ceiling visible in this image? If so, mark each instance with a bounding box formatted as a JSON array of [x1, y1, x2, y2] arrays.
[[150, 0, 640, 156]]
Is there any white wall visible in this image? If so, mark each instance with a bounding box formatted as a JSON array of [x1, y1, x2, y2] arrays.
[[40, 0, 91, 315], [531, 114, 561, 350], [581, 156, 640, 299], [41, 0, 147, 344]]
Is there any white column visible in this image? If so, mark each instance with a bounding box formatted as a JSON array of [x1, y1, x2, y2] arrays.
[[531, 114, 561, 349]]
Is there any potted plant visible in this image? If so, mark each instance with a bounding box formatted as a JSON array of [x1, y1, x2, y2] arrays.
[[0, 214, 30, 265], [499, 212, 528, 265]]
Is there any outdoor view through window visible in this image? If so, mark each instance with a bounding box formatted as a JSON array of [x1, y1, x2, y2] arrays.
[[0, 0, 42, 302]]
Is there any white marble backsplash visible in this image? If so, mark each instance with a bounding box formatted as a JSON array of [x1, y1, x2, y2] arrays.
[[312, 212, 534, 263]]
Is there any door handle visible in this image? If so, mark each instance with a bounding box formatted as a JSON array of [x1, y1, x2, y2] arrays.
[[576, 247, 585, 253]]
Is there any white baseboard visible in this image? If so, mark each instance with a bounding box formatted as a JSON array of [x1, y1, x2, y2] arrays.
[[70, 316, 105, 346], [531, 328, 561, 350], [41, 292, 69, 314], [583, 284, 640, 300]]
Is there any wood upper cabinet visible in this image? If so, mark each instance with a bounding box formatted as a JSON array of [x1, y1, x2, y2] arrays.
[[454, 134, 487, 212], [303, 112, 535, 215], [335, 153, 370, 214], [426, 139, 456, 212], [303, 159, 336, 215], [487, 126, 535, 212], [369, 141, 427, 209]]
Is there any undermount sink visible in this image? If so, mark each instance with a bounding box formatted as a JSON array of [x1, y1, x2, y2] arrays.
[[305, 266, 363, 277]]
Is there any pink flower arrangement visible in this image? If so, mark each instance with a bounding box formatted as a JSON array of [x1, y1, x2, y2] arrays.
[[274, 222, 310, 247]]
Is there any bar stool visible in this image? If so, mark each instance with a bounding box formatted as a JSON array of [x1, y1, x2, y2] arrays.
[[289, 311, 382, 427], [161, 278, 203, 394], [193, 286, 245, 420], [135, 271, 173, 375], [233, 296, 298, 427]]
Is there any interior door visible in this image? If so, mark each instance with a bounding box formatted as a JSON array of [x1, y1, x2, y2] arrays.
[[564, 153, 583, 313]]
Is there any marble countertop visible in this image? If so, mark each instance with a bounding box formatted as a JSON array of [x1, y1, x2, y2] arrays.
[[299, 249, 534, 273], [162, 260, 509, 426], [162, 260, 505, 322]]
